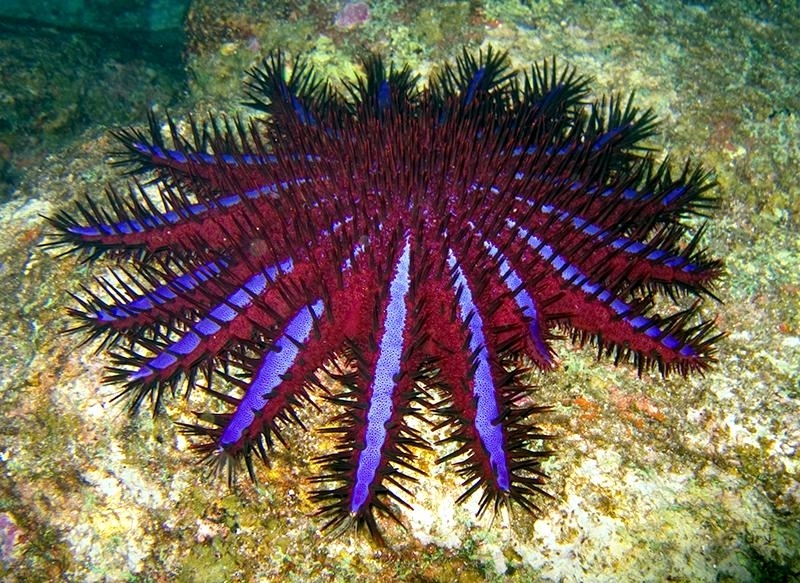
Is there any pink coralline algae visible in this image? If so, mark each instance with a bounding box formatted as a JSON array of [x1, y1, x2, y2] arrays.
[[335, 1, 370, 29], [0, 513, 22, 565]]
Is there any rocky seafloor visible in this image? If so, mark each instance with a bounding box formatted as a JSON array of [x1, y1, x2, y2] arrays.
[[0, 1, 798, 581]]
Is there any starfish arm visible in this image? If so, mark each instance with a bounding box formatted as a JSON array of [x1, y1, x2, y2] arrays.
[[308, 235, 433, 541], [505, 196, 720, 294], [423, 246, 552, 515], [182, 299, 330, 481], [104, 255, 334, 411], [48, 178, 297, 258], [66, 258, 231, 340], [509, 218, 718, 374]]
